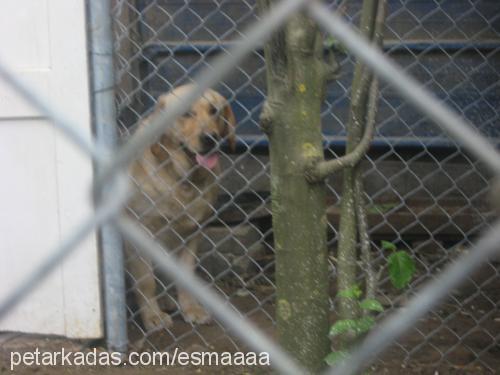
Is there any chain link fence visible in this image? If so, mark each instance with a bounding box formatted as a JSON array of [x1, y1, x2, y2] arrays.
[[111, 0, 500, 372], [0, 0, 499, 374]]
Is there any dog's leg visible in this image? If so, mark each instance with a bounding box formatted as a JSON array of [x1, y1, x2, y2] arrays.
[[177, 237, 212, 324], [126, 247, 173, 330]]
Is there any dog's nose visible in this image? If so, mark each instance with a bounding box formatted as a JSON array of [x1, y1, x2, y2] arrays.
[[200, 132, 218, 150]]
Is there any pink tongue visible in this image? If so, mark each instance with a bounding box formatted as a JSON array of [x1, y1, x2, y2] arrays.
[[196, 153, 219, 170]]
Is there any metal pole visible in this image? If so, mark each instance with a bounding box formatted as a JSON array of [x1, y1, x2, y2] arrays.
[[87, 0, 128, 354]]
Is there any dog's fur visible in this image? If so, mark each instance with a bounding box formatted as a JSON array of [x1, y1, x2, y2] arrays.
[[126, 85, 235, 330]]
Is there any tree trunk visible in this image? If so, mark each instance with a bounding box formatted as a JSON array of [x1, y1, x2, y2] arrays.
[[258, 2, 331, 372]]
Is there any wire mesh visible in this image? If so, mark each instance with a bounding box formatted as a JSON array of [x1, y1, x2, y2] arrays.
[[111, 0, 500, 371], [0, 0, 499, 374]]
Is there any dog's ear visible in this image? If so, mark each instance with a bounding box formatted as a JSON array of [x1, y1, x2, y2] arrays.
[[148, 95, 173, 160], [221, 103, 236, 152]]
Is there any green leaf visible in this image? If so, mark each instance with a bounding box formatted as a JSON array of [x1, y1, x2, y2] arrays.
[[354, 316, 375, 334], [360, 299, 384, 312], [329, 319, 357, 337], [324, 36, 336, 49], [338, 284, 362, 300], [381, 240, 397, 252], [388, 251, 416, 289], [324, 36, 347, 54], [325, 350, 349, 366], [330, 317, 375, 338]]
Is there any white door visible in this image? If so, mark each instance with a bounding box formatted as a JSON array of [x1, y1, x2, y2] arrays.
[[0, 0, 102, 338]]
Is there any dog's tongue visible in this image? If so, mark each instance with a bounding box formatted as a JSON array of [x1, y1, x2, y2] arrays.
[[196, 153, 219, 170]]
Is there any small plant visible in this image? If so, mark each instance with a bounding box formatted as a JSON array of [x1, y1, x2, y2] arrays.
[[381, 240, 416, 290], [324, 35, 348, 54], [326, 241, 416, 366], [325, 285, 383, 366]]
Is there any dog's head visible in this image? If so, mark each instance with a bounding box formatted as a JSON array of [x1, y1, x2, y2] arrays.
[[149, 85, 236, 172]]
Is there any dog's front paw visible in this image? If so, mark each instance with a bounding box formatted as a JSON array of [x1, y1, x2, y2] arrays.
[[141, 307, 173, 331], [181, 302, 212, 325]]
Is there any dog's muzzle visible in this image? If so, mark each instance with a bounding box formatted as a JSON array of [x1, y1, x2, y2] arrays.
[[199, 132, 219, 153]]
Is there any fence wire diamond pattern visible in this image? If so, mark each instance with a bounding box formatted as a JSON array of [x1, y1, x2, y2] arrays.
[[0, 1, 499, 374]]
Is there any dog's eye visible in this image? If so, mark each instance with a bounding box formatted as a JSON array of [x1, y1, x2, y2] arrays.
[[209, 105, 218, 116], [182, 110, 195, 118]]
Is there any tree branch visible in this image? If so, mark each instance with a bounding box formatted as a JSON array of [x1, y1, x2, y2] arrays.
[[357, 0, 386, 304], [305, 0, 385, 183], [355, 0, 386, 304], [354, 166, 376, 301], [374, 0, 387, 48], [305, 77, 378, 182], [323, 49, 341, 81]]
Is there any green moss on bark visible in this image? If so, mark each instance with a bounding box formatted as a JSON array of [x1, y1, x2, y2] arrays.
[[258, 3, 331, 372]]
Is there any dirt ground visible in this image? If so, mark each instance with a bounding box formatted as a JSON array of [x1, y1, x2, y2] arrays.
[[1, 262, 499, 374]]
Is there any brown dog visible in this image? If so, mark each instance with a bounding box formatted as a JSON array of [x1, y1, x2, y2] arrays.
[[126, 84, 235, 330]]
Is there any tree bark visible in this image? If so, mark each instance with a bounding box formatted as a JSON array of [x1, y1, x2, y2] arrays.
[[358, 0, 386, 304], [356, 77, 379, 302], [336, 0, 380, 343], [258, 1, 331, 372], [305, 110, 375, 181]]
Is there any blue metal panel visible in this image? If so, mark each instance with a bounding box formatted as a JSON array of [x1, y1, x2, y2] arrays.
[[131, 0, 500, 151]]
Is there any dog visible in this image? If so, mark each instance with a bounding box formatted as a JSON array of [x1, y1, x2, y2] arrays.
[[126, 84, 236, 330]]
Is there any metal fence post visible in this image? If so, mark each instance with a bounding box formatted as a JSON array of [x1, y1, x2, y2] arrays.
[[87, 0, 128, 354]]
